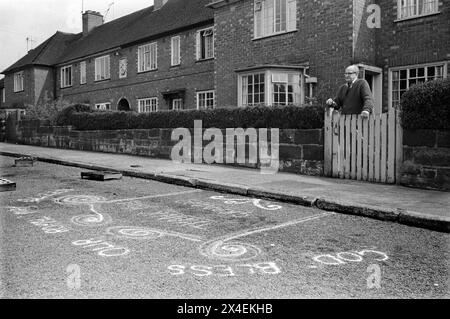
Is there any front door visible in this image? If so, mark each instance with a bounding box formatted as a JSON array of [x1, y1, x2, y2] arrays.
[[358, 64, 382, 115]]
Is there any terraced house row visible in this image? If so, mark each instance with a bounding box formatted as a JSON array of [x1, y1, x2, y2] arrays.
[[1, 0, 449, 114]]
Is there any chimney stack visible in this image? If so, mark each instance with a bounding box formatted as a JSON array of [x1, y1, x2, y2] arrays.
[[82, 10, 104, 36], [154, 0, 169, 11]]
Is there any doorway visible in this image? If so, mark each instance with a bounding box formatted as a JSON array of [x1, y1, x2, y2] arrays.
[[117, 98, 131, 111], [358, 64, 382, 115]]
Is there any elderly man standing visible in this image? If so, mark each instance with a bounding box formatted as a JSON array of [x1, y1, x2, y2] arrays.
[[326, 65, 374, 118]]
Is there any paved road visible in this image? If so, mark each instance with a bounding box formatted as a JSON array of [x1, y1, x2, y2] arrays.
[[0, 155, 448, 299]]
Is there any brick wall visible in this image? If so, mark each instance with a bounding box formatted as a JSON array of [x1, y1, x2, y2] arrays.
[[401, 129, 450, 191], [213, 0, 354, 107], [376, 0, 450, 109], [353, 0, 376, 64], [55, 24, 215, 111], [33, 66, 55, 105], [12, 121, 324, 176], [3, 67, 35, 108]]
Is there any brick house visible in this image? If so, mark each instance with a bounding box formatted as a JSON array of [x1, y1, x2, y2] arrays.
[[1, 0, 215, 113], [1, 0, 449, 114], [209, 0, 449, 113]]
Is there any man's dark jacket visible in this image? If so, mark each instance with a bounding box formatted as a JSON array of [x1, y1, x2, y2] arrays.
[[333, 79, 374, 114]]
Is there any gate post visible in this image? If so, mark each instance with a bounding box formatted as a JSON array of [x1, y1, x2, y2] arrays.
[[324, 107, 333, 176]]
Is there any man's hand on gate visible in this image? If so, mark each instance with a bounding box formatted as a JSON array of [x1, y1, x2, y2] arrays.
[[361, 110, 370, 119], [326, 99, 336, 107]]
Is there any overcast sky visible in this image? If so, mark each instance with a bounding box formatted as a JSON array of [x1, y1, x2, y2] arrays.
[[0, 0, 154, 77]]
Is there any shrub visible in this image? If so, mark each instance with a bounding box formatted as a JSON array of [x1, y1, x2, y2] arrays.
[[55, 103, 92, 126], [61, 104, 324, 130], [400, 78, 450, 130], [23, 98, 71, 125]]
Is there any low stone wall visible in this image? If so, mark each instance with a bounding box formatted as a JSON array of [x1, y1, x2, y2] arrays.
[[12, 120, 324, 176], [401, 129, 450, 191]]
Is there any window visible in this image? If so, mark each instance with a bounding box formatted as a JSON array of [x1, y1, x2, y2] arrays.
[[138, 98, 158, 113], [94, 55, 110, 81], [239, 70, 302, 107], [61, 65, 73, 88], [391, 63, 446, 108], [196, 28, 214, 60], [138, 43, 157, 72], [242, 73, 265, 106], [171, 36, 181, 66], [13, 71, 24, 92], [398, 0, 439, 19], [95, 103, 111, 110], [271, 73, 300, 106], [119, 58, 127, 78], [80, 61, 86, 84], [254, 0, 297, 38], [1, 88, 5, 103], [197, 91, 215, 110], [172, 98, 183, 110]]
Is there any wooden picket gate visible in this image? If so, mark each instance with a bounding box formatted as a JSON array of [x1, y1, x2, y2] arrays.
[[324, 107, 403, 183]]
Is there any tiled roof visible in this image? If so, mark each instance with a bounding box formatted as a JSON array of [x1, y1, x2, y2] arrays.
[[2, 32, 80, 74], [2, 0, 214, 72], [57, 0, 214, 64]]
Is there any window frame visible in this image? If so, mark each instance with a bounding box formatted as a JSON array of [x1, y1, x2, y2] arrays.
[[60, 65, 73, 88], [94, 55, 111, 82], [13, 71, 24, 93], [254, 0, 297, 39], [196, 27, 214, 61], [388, 61, 448, 108], [172, 98, 184, 110], [171, 36, 181, 66], [138, 97, 158, 113], [138, 42, 158, 73], [95, 102, 111, 110], [238, 69, 304, 107], [80, 61, 87, 85], [396, 0, 439, 21], [196, 90, 216, 110]]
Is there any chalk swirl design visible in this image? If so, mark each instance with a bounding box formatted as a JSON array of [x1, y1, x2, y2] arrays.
[[55, 195, 106, 205], [71, 212, 111, 227], [107, 226, 163, 239], [200, 240, 261, 262], [210, 196, 282, 211]]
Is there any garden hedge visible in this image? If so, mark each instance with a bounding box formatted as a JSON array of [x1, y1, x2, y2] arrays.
[[57, 104, 325, 130], [400, 78, 450, 130]]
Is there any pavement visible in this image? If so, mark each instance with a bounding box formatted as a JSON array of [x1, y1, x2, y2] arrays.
[[0, 142, 449, 233]]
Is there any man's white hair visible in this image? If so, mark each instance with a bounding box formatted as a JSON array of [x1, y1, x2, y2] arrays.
[[346, 65, 360, 75]]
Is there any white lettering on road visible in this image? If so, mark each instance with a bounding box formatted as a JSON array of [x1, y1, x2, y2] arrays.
[[313, 249, 389, 266], [168, 262, 281, 277]]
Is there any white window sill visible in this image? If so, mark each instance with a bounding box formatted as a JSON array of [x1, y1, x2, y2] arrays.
[[137, 69, 158, 74], [94, 78, 111, 83], [195, 57, 215, 63], [253, 29, 298, 41], [395, 11, 440, 22]]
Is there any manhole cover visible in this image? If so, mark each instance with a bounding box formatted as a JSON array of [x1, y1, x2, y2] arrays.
[[81, 171, 123, 181]]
